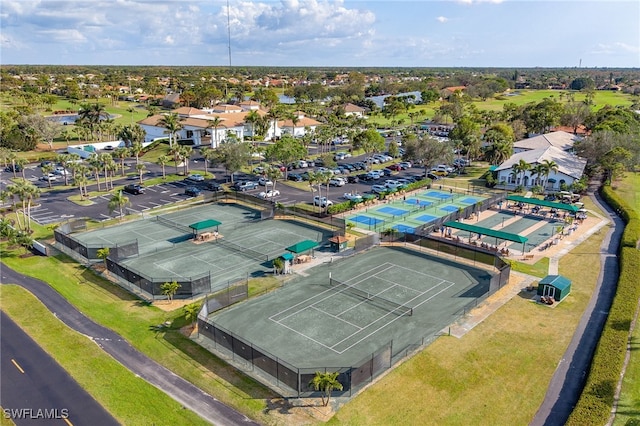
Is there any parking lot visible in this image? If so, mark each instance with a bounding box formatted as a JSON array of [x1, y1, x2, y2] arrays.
[[1, 140, 463, 224]]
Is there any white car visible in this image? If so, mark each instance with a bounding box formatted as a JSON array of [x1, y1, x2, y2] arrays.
[[186, 174, 205, 182], [258, 189, 280, 199], [371, 185, 388, 194], [258, 177, 273, 186], [343, 192, 363, 202], [40, 173, 57, 182], [384, 179, 401, 189], [313, 196, 333, 207], [329, 177, 346, 187], [54, 167, 70, 176], [399, 161, 412, 169]]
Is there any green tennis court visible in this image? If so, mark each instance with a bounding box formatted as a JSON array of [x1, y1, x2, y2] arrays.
[[73, 203, 333, 291], [207, 245, 496, 369]]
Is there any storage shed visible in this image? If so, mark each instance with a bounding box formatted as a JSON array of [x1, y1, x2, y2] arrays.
[[328, 235, 349, 253], [537, 275, 571, 302]]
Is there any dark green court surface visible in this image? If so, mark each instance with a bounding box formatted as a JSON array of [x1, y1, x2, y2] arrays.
[[208, 246, 495, 368]]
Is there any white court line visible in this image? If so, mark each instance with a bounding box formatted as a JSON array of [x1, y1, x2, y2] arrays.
[[309, 306, 363, 330], [333, 282, 456, 353]]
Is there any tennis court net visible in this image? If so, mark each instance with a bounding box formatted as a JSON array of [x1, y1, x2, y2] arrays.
[[329, 278, 412, 316], [217, 238, 269, 262], [156, 215, 193, 234]]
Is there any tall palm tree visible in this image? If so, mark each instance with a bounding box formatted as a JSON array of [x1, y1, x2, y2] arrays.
[[78, 103, 109, 141], [179, 145, 193, 175], [159, 113, 183, 147], [513, 159, 530, 187], [16, 158, 28, 180], [136, 163, 146, 184], [200, 148, 216, 177], [529, 164, 546, 187], [157, 155, 169, 180], [207, 117, 224, 148], [245, 110, 260, 142], [41, 163, 55, 189], [112, 147, 130, 177], [541, 159, 559, 189], [108, 190, 130, 220], [88, 154, 103, 192], [290, 113, 300, 138], [169, 144, 182, 175]]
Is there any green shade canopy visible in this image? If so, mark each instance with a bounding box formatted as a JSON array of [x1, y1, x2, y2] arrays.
[[539, 274, 571, 290], [443, 221, 528, 244], [189, 219, 222, 231], [285, 240, 319, 254], [280, 253, 295, 261], [506, 195, 579, 212]]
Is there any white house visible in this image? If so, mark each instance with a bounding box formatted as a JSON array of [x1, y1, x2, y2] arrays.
[[276, 111, 322, 139], [138, 106, 265, 147], [495, 146, 587, 191]]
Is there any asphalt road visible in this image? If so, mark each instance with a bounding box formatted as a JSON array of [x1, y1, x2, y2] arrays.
[[530, 184, 624, 425], [1, 311, 118, 426], [0, 265, 260, 426]]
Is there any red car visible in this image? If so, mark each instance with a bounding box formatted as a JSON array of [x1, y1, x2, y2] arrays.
[[386, 164, 402, 171]]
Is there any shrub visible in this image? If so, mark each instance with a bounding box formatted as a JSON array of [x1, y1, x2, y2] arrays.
[[327, 201, 352, 215], [568, 186, 640, 425]]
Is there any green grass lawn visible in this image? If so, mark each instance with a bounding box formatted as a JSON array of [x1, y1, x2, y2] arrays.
[[0, 248, 277, 424], [329, 219, 608, 425], [0, 285, 208, 426], [612, 171, 640, 426]]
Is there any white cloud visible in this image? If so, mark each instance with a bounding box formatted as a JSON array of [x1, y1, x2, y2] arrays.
[[436, 16, 448, 23]]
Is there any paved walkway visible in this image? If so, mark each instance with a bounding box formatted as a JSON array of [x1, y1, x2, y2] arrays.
[[0, 264, 259, 426]]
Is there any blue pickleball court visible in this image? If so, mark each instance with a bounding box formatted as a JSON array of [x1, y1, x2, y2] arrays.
[[425, 191, 454, 200], [376, 206, 410, 216], [349, 215, 384, 225], [415, 214, 438, 223], [392, 224, 415, 234], [459, 197, 479, 204], [440, 205, 460, 213], [405, 198, 432, 207]]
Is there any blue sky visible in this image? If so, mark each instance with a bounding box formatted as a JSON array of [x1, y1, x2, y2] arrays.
[[1, 0, 638, 67]]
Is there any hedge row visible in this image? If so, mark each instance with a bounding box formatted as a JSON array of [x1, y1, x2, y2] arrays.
[[566, 186, 640, 425], [600, 185, 640, 248]]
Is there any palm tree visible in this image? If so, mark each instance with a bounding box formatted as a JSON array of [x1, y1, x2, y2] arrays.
[[207, 117, 224, 148], [159, 113, 183, 147], [157, 155, 169, 180], [183, 302, 201, 329], [290, 113, 300, 138], [309, 371, 343, 407], [245, 110, 260, 142], [530, 164, 546, 187], [170, 144, 182, 175], [97, 247, 110, 269], [179, 145, 192, 175], [88, 154, 103, 192], [15, 158, 28, 180], [75, 173, 89, 200], [112, 147, 130, 177], [541, 159, 559, 190], [41, 163, 55, 189], [160, 280, 180, 301], [130, 141, 143, 165], [98, 153, 115, 190], [78, 103, 109, 140], [200, 148, 217, 177], [265, 166, 283, 193], [10, 179, 40, 232], [108, 190, 130, 220], [136, 163, 146, 184], [513, 159, 530, 187]]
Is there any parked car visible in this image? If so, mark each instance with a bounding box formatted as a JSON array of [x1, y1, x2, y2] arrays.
[[343, 192, 363, 202], [371, 185, 388, 194], [399, 161, 412, 169], [40, 173, 57, 182], [384, 180, 401, 189], [258, 189, 280, 199], [365, 170, 383, 180], [252, 166, 265, 174], [347, 175, 360, 184], [4, 164, 23, 173], [453, 158, 470, 167], [54, 167, 70, 176], [296, 160, 308, 168], [104, 144, 115, 151], [353, 162, 367, 170], [387, 164, 402, 171], [184, 186, 202, 197], [233, 181, 258, 191], [123, 184, 145, 195], [334, 152, 352, 161], [426, 172, 441, 181], [313, 196, 333, 207], [186, 173, 205, 182], [206, 181, 222, 192], [329, 177, 346, 187], [288, 173, 303, 182], [433, 164, 454, 173], [258, 177, 273, 186]]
